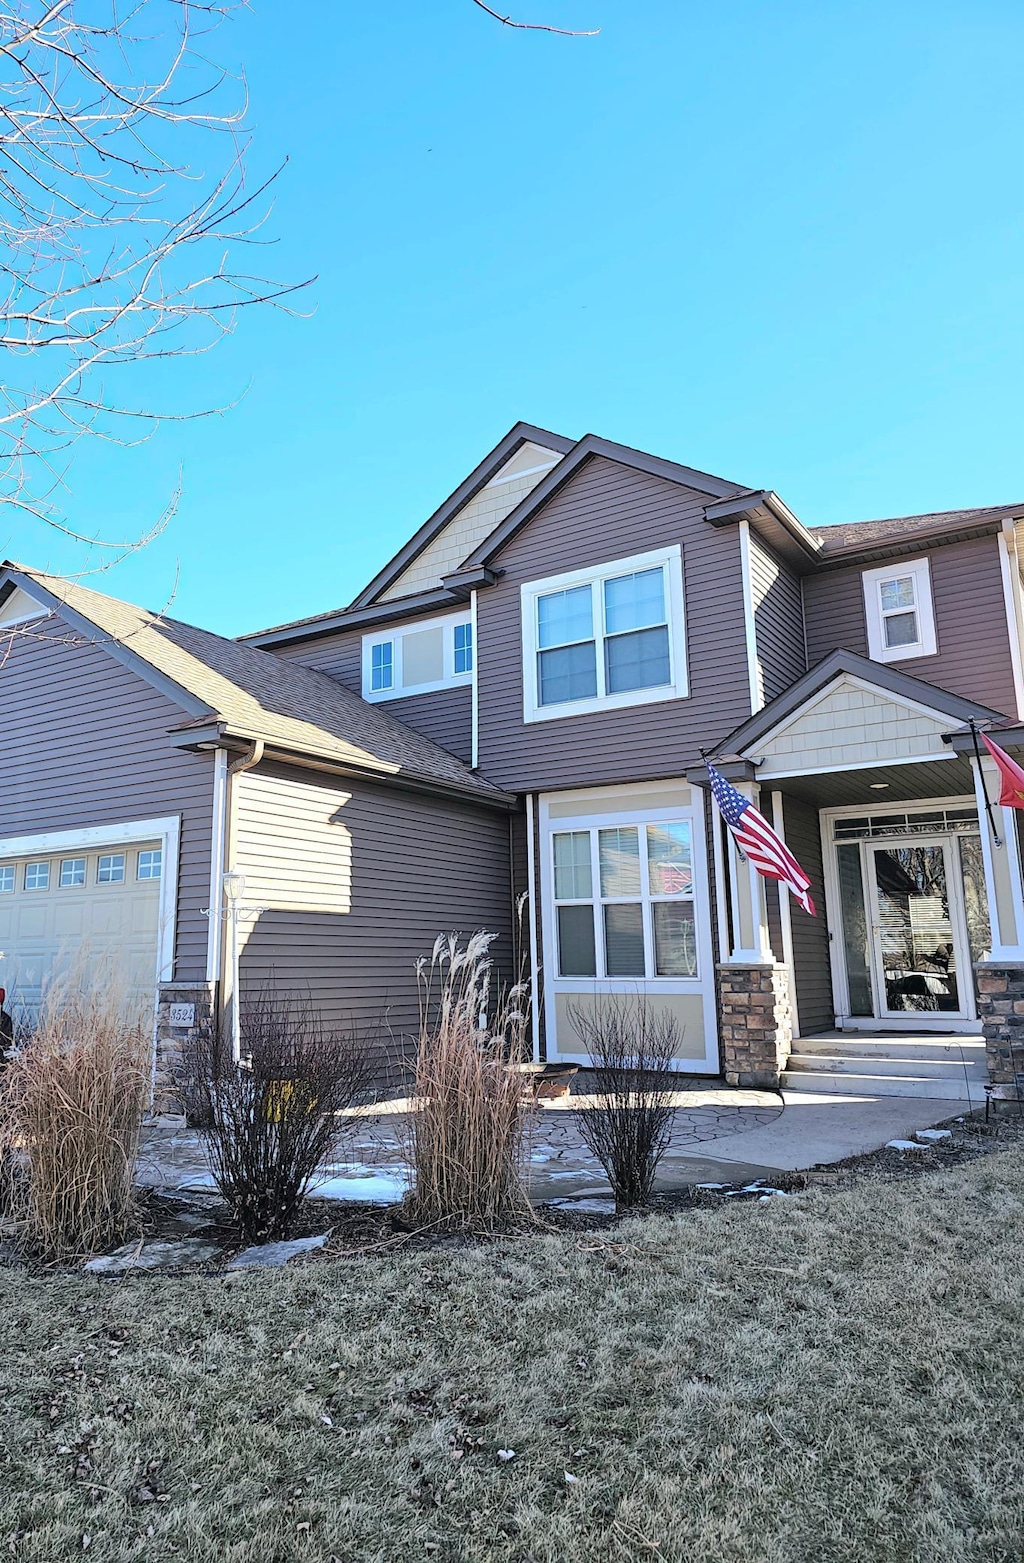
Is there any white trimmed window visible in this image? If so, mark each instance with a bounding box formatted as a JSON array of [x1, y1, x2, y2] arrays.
[[97, 853, 125, 884], [362, 612, 473, 702], [0, 866, 13, 893], [59, 857, 86, 887], [24, 861, 50, 890], [551, 820, 698, 979], [863, 558, 936, 663], [137, 848, 162, 881], [521, 547, 687, 723]]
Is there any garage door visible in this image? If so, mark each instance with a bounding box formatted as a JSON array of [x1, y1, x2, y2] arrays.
[[0, 840, 163, 1018]]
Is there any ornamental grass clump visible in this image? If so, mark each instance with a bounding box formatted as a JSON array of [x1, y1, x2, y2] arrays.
[[405, 931, 535, 1232], [567, 993, 682, 1211], [0, 964, 151, 1260], [181, 988, 374, 1244]]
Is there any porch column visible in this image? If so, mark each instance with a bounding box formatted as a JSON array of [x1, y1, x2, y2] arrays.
[[971, 754, 1024, 1104], [716, 781, 792, 1088], [971, 755, 1024, 958]]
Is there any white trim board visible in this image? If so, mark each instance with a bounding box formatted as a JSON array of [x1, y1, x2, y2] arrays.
[[0, 815, 181, 984]]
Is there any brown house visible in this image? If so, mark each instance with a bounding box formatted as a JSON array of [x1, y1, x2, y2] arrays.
[[3, 423, 1024, 1104]]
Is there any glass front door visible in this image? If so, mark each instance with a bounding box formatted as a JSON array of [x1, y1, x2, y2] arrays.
[[867, 838, 969, 1018]]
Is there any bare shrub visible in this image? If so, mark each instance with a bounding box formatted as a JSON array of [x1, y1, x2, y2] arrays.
[[405, 932, 535, 1231], [181, 988, 374, 1245], [567, 995, 682, 1211], [0, 966, 151, 1259]]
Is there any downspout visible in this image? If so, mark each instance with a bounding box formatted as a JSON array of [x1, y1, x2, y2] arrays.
[[222, 739, 265, 1062], [526, 793, 541, 1064]]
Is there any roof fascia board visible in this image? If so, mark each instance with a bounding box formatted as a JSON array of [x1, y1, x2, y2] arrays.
[[719, 649, 1005, 758], [704, 490, 822, 569], [347, 423, 575, 611], [813, 518, 1007, 570], [944, 725, 1024, 754], [169, 726, 516, 809], [461, 436, 747, 572], [240, 587, 460, 648], [0, 566, 213, 721]]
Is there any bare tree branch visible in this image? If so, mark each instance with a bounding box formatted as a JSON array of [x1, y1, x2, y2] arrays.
[[469, 0, 598, 36], [0, 0, 314, 545]]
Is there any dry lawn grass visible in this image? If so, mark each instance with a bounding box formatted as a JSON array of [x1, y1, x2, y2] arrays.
[[1, 1149, 1023, 1562]]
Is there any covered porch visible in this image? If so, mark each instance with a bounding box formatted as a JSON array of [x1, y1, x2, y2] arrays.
[[697, 651, 1024, 1098]]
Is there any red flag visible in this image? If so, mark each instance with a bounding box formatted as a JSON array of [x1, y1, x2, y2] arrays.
[[980, 731, 1024, 809]]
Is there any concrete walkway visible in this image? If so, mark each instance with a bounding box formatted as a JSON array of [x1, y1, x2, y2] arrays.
[[138, 1080, 972, 1210]]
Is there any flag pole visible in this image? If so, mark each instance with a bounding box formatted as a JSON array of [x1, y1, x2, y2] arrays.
[[701, 746, 748, 863], [968, 718, 1002, 848]]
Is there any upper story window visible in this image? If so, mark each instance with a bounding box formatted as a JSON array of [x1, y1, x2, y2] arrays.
[[362, 612, 473, 703], [521, 547, 687, 723], [862, 558, 937, 663]]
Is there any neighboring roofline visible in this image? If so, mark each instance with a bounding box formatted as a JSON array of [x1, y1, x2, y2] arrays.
[[459, 434, 749, 571], [717, 648, 1006, 758], [348, 422, 575, 611], [240, 586, 461, 648], [0, 564, 213, 722], [810, 508, 1024, 569], [704, 490, 822, 570]]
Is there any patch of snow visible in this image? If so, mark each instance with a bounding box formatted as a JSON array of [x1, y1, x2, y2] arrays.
[[885, 1139, 927, 1152], [312, 1167, 411, 1204], [695, 1182, 728, 1190], [228, 1233, 330, 1270], [547, 1196, 617, 1214], [496, 1449, 516, 1463], [85, 1238, 220, 1274], [914, 1128, 953, 1144]]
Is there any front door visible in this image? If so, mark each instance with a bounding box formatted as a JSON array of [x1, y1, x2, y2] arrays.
[[867, 837, 971, 1020]]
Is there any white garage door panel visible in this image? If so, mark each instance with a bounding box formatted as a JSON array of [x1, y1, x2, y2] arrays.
[[0, 840, 163, 1015]]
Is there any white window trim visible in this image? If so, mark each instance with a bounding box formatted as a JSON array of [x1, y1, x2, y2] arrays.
[[361, 610, 473, 703], [538, 783, 717, 1073], [862, 557, 937, 663], [0, 816, 181, 982], [520, 545, 688, 724]]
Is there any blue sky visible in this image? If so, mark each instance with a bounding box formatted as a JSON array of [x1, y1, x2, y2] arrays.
[[8, 0, 1024, 635]]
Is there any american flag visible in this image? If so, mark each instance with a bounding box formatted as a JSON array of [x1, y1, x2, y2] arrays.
[[706, 761, 816, 916]]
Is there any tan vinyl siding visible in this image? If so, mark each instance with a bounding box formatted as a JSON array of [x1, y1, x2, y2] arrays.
[[272, 628, 473, 764], [803, 536, 1016, 714], [0, 630, 214, 980], [749, 534, 806, 703], [475, 456, 755, 792], [782, 796, 832, 1033], [234, 761, 513, 1080], [380, 442, 561, 602]]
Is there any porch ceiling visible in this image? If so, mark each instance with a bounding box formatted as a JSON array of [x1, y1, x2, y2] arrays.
[[764, 755, 975, 809]]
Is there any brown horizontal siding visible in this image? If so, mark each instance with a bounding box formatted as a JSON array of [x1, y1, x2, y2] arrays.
[[236, 760, 514, 1081], [0, 630, 215, 980], [272, 626, 473, 764], [475, 457, 755, 792], [749, 534, 806, 702], [803, 536, 1016, 714], [782, 795, 832, 1034]]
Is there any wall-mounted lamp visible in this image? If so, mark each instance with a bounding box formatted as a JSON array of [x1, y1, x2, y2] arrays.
[[223, 869, 246, 903]]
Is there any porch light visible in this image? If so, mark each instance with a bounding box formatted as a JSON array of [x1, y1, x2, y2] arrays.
[[869, 783, 890, 790], [223, 869, 245, 903]]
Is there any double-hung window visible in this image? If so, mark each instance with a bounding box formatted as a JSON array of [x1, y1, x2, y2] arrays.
[[522, 547, 686, 721], [552, 820, 697, 979], [862, 558, 936, 663]]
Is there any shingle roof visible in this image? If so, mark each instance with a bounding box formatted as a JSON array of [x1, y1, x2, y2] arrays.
[[810, 504, 1024, 555], [6, 566, 509, 805]]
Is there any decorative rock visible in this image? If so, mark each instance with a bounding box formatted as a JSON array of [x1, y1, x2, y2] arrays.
[[85, 1238, 221, 1274], [228, 1232, 330, 1269], [914, 1128, 953, 1144], [885, 1139, 928, 1153]]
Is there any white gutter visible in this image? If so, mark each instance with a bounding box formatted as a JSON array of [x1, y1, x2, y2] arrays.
[[526, 793, 542, 1065]]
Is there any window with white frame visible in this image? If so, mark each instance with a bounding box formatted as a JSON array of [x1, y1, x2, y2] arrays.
[[24, 861, 50, 890], [362, 613, 473, 701], [862, 557, 937, 663], [521, 547, 686, 722], [97, 852, 125, 884], [137, 848, 162, 881], [551, 820, 697, 979], [0, 865, 12, 892], [59, 857, 86, 887]]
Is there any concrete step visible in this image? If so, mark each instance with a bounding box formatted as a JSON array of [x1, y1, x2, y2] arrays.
[[782, 1068, 983, 1101], [796, 1035, 985, 1063], [787, 1051, 987, 1080]]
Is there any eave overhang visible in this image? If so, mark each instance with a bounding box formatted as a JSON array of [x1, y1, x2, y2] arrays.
[[703, 491, 822, 572]]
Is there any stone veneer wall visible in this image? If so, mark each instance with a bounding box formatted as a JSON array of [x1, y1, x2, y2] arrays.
[[153, 981, 218, 1115], [717, 963, 792, 1089], [974, 962, 1024, 1102]]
